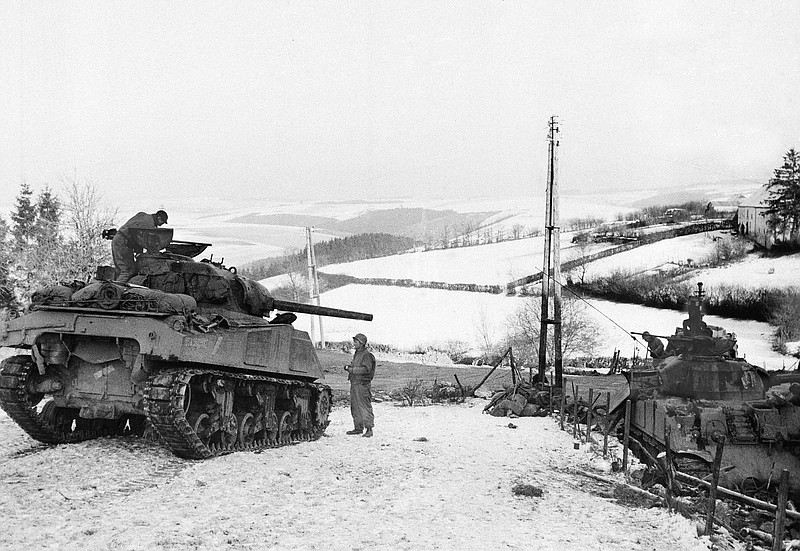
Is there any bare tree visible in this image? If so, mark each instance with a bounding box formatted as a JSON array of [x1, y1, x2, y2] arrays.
[[503, 296, 600, 367], [567, 238, 592, 285], [460, 220, 476, 246], [61, 173, 116, 280], [281, 248, 308, 302], [440, 224, 451, 249], [474, 304, 498, 359]]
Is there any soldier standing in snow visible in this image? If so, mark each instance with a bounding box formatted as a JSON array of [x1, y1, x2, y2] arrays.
[[345, 333, 375, 438], [112, 210, 168, 282]]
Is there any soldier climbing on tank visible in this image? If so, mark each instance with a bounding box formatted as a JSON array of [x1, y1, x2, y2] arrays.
[[642, 331, 667, 361], [344, 333, 375, 437], [112, 210, 168, 283]]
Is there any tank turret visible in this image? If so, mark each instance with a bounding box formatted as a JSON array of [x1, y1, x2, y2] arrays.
[[0, 227, 372, 459]]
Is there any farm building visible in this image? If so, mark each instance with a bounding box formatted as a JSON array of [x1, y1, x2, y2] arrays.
[[737, 190, 795, 249]]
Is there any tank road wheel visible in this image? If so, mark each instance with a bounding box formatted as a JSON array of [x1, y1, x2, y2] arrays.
[[211, 415, 238, 452], [181, 383, 192, 414], [186, 413, 212, 446], [263, 412, 279, 445], [236, 413, 256, 448], [276, 411, 293, 444], [315, 390, 331, 428]]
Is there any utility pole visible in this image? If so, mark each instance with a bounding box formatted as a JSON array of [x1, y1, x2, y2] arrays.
[[538, 116, 562, 388], [305, 227, 324, 348]]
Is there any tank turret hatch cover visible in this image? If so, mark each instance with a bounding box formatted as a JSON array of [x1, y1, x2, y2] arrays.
[[165, 240, 211, 258], [128, 228, 174, 253]]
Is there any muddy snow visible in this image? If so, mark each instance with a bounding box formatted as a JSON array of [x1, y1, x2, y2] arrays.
[[0, 401, 717, 551]]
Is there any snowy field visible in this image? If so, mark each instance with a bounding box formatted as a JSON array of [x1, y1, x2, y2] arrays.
[[577, 231, 730, 280], [314, 284, 793, 371], [0, 401, 713, 551], [321, 235, 615, 286], [690, 253, 800, 290]]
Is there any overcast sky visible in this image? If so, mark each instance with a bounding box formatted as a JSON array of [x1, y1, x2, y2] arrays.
[[2, 1, 798, 211]]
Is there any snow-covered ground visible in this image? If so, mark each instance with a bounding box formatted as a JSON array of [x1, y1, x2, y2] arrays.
[[321, 235, 616, 286], [0, 401, 713, 551], [562, 231, 731, 281], [690, 253, 800, 290]]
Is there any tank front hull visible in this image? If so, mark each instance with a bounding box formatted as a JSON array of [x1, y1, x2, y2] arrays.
[[631, 396, 800, 495]]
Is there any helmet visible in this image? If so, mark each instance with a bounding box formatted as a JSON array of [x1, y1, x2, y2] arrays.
[[353, 333, 368, 345]]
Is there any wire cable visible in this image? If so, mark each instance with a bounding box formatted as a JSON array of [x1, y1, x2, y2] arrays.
[[519, 262, 644, 346]]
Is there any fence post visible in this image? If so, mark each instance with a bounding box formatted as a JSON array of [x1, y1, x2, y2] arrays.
[[586, 388, 594, 445], [704, 435, 726, 536], [572, 383, 579, 441], [773, 469, 790, 551], [622, 400, 631, 472], [603, 391, 610, 457]]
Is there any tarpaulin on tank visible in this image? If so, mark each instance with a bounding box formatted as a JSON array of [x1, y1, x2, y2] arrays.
[[71, 281, 124, 310], [121, 287, 196, 313], [171, 260, 230, 302], [31, 283, 82, 306]]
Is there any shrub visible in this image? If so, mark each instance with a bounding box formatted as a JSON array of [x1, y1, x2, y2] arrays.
[[768, 289, 800, 353], [396, 379, 428, 406]]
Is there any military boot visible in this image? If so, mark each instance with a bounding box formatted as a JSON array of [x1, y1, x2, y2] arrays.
[[362, 428, 373, 438], [346, 428, 363, 435]]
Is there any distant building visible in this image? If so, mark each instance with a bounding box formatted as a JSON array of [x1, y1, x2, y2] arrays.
[[707, 200, 739, 214], [737, 190, 793, 249]]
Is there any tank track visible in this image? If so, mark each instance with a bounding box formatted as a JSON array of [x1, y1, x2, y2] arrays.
[[0, 355, 103, 444], [144, 368, 331, 459], [1, 354, 331, 458]]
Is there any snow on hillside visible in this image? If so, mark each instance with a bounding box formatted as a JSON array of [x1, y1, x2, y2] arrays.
[[322, 235, 616, 286], [314, 284, 794, 370], [155, 192, 646, 267], [690, 253, 800, 290], [578, 230, 729, 280]]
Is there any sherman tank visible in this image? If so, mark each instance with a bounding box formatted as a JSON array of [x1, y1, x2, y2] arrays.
[[0, 227, 372, 459], [620, 283, 800, 496]]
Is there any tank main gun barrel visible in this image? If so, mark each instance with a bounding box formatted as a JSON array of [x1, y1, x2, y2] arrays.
[[271, 299, 373, 322]]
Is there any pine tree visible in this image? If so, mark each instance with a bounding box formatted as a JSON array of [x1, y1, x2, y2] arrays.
[[0, 216, 16, 311], [11, 182, 36, 247], [35, 186, 62, 240], [764, 148, 800, 243]]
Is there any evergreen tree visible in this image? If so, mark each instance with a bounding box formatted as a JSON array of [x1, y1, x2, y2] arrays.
[[35, 186, 62, 241], [764, 148, 800, 242], [0, 216, 16, 311], [11, 182, 36, 247]]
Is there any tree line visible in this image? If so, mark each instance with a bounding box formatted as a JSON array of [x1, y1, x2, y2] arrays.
[[239, 233, 418, 281]]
